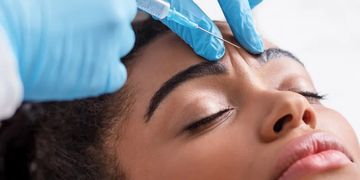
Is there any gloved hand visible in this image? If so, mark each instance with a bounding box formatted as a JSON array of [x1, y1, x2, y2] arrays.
[[0, 0, 136, 101], [160, 0, 264, 61]]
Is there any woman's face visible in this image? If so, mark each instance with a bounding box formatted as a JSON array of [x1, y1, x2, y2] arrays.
[[113, 22, 360, 179]]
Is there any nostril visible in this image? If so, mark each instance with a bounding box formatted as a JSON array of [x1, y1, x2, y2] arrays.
[[273, 114, 292, 133], [302, 110, 311, 124]]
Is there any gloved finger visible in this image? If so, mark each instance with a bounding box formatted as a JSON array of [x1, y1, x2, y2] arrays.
[[118, 21, 136, 58], [104, 60, 128, 94], [0, 28, 23, 119], [249, 0, 263, 9], [117, 0, 137, 58], [218, 0, 264, 54], [160, 0, 225, 61]]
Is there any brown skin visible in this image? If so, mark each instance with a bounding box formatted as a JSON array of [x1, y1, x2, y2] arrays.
[[110, 22, 360, 179]]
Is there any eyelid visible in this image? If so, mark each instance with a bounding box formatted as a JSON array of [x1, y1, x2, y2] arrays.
[[294, 90, 326, 104], [184, 107, 235, 135], [297, 91, 325, 99]]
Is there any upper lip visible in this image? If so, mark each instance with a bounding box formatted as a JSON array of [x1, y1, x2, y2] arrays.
[[274, 132, 354, 179]]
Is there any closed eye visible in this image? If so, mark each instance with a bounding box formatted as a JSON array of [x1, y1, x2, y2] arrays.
[[296, 91, 325, 104], [184, 108, 234, 135]]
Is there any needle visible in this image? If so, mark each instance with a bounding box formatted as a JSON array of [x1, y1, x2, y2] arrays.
[[196, 26, 241, 49]]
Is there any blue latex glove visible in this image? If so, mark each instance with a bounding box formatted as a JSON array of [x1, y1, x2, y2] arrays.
[[0, 0, 136, 101], [160, 0, 264, 61]]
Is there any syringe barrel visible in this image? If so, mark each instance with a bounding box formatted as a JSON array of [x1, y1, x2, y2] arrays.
[[136, 0, 170, 19]]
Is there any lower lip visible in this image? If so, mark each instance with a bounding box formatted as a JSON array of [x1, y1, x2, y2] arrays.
[[278, 150, 352, 180]]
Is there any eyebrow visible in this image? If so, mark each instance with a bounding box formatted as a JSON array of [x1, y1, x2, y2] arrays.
[[258, 48, 303, 66], [145, 62, 227, 121], [145, 48, 301, 122]]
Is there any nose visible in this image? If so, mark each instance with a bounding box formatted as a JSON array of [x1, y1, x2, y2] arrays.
[[259, 91, 317, 142]]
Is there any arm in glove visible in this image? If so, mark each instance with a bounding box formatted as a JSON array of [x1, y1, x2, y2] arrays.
[[0, 0, 137, 101]]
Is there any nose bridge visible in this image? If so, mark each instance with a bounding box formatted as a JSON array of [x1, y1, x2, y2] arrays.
[[258, 90, 317, 142]]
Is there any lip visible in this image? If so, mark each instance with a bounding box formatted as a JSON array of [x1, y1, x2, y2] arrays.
[[274, 132, 354, 180]]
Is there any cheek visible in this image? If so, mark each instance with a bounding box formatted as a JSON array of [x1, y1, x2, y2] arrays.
[[161, 122, 270, 179], [314, 105, 360, 159]]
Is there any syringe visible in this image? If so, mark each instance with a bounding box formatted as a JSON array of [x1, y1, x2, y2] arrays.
[[136, 0, 240, 49]]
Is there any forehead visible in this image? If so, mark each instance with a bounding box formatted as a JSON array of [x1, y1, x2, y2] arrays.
[[128, 23, 242, 93], [127, 30, 207, 101], [125, 23, 310, 121]]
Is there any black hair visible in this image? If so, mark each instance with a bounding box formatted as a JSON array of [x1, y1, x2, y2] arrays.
[[0, 17, 170, 180]]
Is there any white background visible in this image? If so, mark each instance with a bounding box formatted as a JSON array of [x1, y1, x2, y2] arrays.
[[195, 0, 360, 138]]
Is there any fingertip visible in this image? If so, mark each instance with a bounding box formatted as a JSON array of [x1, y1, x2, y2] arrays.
[[119, 25, 136, 58], [105, 61, 127, 93], [234, 18, 265, 54], [219, 0, 264, 54], [195, 36, 225, 61], [248, 37, 265, 54], [158, 0, 226, 61], [195, 21, 226, 61], [203, 43, 226, 61], [249, 0, 263, 9]]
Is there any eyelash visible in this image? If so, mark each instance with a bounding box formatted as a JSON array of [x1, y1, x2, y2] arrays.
[[185, 107, 234, 134], [184, 91, 325, 134], [296, 91, 325, 103]]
